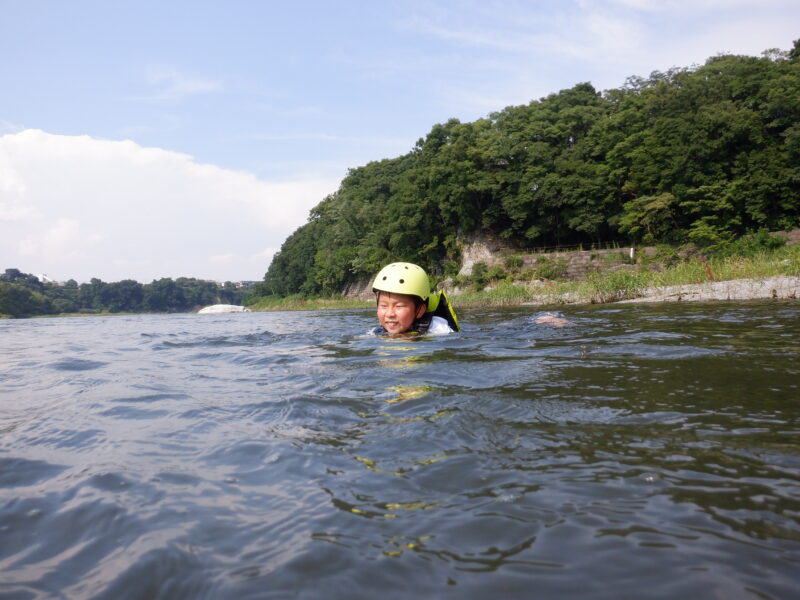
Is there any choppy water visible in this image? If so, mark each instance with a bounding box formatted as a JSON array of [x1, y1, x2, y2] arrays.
[[1, 303, 799, 599]]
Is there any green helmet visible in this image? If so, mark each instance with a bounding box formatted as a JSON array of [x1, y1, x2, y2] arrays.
[[372, 262, 431, 302]]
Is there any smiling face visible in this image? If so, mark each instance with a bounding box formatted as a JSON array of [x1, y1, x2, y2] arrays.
[[376, 292, 427, 335]]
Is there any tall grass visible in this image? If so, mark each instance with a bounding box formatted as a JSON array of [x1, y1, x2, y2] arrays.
[[247, 294, 372, 312], [647, 244, 800, 286], [449, 281, 535, 306]]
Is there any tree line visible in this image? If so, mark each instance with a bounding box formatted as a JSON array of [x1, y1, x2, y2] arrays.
[[0, 268, 246, 318], [260, 42, 800, 297]]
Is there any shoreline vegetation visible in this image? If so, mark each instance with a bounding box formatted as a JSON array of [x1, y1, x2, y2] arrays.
[[0, 229, 800, 318], [0, 273, 246, 319], [0, 243, 800, 318], [247, 242, 800, 312]]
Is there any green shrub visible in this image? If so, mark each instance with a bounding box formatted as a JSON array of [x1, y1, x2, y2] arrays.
[[450, 275, 468, 288], [711, 229, 787, 258], [470, 262, 489, 288], [587, 270, 648, 303], [603, 251, 631, 263], [638, 244, 684, 269], [534, 257, 568, 280], [453, 281, 531, 306], [443, 260, 461, 277], [487, 265, 506, 280], [504, 255, 524, 272]]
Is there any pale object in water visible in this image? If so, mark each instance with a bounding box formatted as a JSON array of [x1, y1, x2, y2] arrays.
[[534, 312, 570, 327], [197, 304, 251, 314]]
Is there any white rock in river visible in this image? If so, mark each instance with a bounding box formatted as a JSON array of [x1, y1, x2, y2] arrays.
[[197, 304, 252, 314]]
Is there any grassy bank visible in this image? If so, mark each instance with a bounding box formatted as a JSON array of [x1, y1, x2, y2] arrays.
[[247, 294, 372, 312], [453, 243, 800, 306], [247, 243, 800, 311]]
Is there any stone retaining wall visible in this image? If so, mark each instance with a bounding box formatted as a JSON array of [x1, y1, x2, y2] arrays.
[[458, 234, 656, 281], [520, 247, 649, 280]]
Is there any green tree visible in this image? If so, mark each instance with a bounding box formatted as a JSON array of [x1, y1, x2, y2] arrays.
[[0, 282, 52, 317]]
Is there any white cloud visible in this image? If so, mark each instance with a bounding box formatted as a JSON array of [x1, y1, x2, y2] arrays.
[[580, 12, 644, 58], [0, 161, 33, 221], [250, 247, 280, 262], [206, 247, 282, 281], [589, 0, 794, 13], [0, 120, 25, 135], [239, 132, 410, 146], [19, 218, 104, 260], [138, 68, 223, 102], [210, 253, 238, 265], [0, 130, 338, 282], [605, 0, 660, 9], [401, 0, 798, 110]]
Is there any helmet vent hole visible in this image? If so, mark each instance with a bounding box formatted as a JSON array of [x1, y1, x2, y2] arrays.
[[399, 279, 405, 284], [382, 276, 387, 280]]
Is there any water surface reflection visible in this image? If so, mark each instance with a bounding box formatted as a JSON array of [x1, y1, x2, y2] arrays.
[[1, 303, 798, 598]]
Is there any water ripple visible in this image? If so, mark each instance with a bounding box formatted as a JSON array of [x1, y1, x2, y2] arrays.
[[0, 305, 798, 598]]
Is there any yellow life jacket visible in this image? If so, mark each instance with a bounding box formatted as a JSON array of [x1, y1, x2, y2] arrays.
[[423, 289, 460, 332]]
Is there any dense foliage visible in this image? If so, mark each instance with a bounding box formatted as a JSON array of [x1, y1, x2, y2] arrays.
[[0, 268, 245, 318], [261, 43, 800, 297]]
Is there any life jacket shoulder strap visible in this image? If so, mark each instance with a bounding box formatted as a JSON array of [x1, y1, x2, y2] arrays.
[[428, 290, 460, 332]]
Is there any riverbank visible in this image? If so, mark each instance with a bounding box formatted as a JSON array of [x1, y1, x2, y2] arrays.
[[245, 275, 799, 312], [453, 275, 800, 308], [247, 244, 800, 311], [620, 276, 799, 303], [449, 241, 800, 307]]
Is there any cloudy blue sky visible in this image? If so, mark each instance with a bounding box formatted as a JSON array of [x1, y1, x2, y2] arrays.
[[1, 0, 798, 283]]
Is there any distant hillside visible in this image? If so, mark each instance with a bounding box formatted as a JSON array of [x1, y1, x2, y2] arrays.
[[258, 41, 800, 298]]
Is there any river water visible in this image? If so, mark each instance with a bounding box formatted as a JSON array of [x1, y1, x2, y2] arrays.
[[1, 302, 799, 599]]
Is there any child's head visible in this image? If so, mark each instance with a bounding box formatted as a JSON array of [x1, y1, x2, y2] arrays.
[[372, 262, 431, 335]]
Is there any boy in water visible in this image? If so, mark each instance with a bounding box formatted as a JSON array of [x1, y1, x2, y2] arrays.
[[371, 262, 459, 336]]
